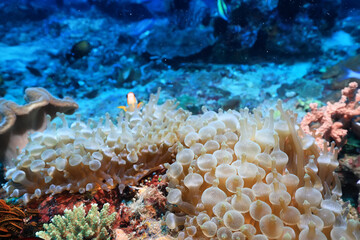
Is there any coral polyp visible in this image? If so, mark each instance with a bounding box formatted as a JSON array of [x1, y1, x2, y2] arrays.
[[3, 89, 187, 204]]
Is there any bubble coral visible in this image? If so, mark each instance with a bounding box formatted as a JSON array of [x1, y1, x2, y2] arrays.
[[164, 101, 359, 239], [2, 87, 360, 239], [3, 88, 188, 204]]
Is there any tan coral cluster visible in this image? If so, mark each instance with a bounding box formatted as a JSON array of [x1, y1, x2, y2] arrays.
[[164, 101, 360, 240], [0, 87, 78, 167], [3, 89, 189, 204], [2, 88, 360, 239]]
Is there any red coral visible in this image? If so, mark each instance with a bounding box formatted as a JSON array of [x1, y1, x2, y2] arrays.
[[301, 82, 360, 148], [35, 192, 84, 223]]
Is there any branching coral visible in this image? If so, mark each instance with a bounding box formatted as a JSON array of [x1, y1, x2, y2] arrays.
[[36, 203, 117, 240], [301, 82, 360, 148]]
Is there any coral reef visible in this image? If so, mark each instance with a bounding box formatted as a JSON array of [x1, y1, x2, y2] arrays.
[[36, 203, 117, 240], [0, 199, 25, 238], [163, 99, 357, 239], [0, 87, 78, 168], [28, 182, 168, 239], [2, 87, 360, 239], [1, 0, 360, 239], [32, 187, 127, 224], [2, 89, 187, 203], [114, 185, 168, 239], [301, 82, 360, 148], [0, 199, 42, 239]]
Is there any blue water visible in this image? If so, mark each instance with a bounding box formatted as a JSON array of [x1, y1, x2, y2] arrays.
[[0, 0, 358, 110]]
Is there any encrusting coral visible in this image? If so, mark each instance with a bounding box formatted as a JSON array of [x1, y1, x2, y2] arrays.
[[1, 87, 360, 239], [36, 203, 117, 240], [0, 87, 78, 168]]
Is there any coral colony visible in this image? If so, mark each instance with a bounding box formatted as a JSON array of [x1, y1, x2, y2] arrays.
[[1, 0, 360, 239], [0, 84, 359, 239], [301, 82, 360, 148], [36, 203, 117, 240]]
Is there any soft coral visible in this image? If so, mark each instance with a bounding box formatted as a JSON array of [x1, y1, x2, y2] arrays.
[[300, 82, 360, 148]]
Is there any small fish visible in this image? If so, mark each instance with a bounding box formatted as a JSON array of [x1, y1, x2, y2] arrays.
[[26, 66, 42, 77], [344, 68, 360, 79], [338, 68, 360, 82], [217, 0, 229, 21], [118, 92, 143, 112]]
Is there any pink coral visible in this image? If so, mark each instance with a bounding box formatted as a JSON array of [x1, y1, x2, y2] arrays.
[[301, 82, 360, 148]]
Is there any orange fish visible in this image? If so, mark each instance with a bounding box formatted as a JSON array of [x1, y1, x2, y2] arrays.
[[117, 92, 142, 112]]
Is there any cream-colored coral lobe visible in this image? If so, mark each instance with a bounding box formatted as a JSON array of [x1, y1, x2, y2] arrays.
[[4, 89, 184, 202], [3, 90, 360, 239], [0, 87, 78, 167], [164, 101, 359, 239]]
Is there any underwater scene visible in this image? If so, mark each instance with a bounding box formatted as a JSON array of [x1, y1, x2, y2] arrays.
[[1, 0, 360, 239]]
